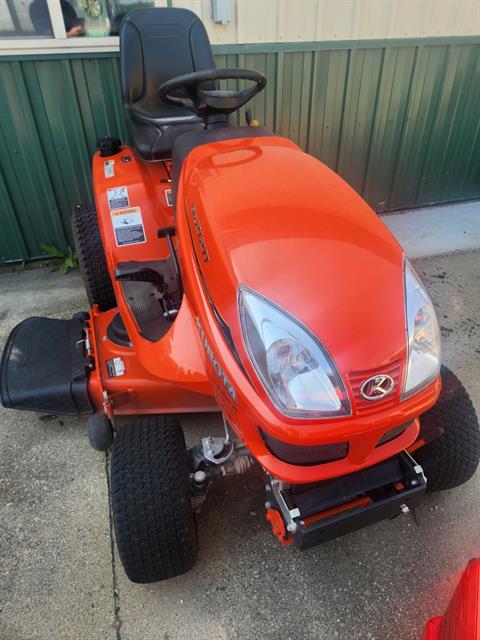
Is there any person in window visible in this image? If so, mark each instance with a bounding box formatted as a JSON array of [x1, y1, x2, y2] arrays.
[[30, 0, 85, 37]]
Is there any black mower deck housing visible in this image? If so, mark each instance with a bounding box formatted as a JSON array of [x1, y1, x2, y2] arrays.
[[0, 315, 93, 416]]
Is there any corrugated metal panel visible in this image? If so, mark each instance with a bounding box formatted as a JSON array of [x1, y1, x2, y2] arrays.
[[175, 0, 480, 45], [0, 40, 479, 263], [0, 56, 126, 262]]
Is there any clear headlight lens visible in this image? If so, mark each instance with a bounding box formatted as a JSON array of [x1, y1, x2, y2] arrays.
[[403, 259, 441, 398], [238, 288, 350, 418]]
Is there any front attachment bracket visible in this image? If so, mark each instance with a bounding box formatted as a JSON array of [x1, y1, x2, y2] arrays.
[[266, 451, 426, 549]]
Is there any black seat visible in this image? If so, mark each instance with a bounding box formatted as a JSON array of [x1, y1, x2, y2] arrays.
[[119, 8, 215, 161]]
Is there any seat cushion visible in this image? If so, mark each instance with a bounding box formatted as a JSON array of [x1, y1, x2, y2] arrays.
[[125, 106, 204, 162], [131, 97, 200, 126]]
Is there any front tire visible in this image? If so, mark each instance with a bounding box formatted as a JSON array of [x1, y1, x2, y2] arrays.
[[415, 366, 480, 492], [110, 416, 198, 583]]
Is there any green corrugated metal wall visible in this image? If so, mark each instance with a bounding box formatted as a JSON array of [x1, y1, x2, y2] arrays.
[[1, 39, 480, 263]]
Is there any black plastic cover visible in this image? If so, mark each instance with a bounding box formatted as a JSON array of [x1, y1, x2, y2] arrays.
[[260, 427, 348, 466], [106, 313, 131, 347], [97, 137, 121, 157], [0, 316, 93, 415]]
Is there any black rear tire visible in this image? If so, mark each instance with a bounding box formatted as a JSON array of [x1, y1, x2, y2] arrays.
[[415, 366, 480, 491], [71, 203, 116, 311], [110, 416, 198, 583]]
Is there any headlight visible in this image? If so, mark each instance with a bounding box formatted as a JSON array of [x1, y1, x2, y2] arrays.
[[403, 259, 441, 398], [238, 287, 350, 418]]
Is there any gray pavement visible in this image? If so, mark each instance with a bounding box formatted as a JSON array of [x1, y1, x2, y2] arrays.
[[0, 251, 479, 640], [382, 200, 480, 258]]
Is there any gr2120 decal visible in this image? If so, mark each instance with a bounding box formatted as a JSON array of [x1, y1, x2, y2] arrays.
[[191, 204, 209, 263], [195, 317, 237, 406]]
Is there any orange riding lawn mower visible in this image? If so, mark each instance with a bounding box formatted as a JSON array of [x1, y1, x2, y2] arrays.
[[1, 7, 480, 610]]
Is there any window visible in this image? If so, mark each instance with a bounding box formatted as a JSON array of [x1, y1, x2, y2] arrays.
[[0, 0, 53, 38], [62, 0, 156, 37], [0, 0, 159, 50]]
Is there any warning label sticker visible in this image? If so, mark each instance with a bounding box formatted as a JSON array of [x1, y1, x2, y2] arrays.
[[165, 189, 173, 207], [104, 160, 115, 178], [107, 186, 130, 210], [106, 357, 125, 377], [111, 207, 146, 246]]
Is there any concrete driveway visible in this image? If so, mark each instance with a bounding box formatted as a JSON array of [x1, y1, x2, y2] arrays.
[[0, 250, 479, 640]]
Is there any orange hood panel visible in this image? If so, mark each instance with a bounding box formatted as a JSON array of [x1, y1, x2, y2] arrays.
[[181, 136, 406, 377]]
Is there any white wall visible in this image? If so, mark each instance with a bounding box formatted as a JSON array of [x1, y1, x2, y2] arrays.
[[2, 0, 478, 56], [170, 0, 480, 45]]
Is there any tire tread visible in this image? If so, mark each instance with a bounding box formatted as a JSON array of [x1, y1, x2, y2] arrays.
[[415, 366, 480, 491], [72, 203, 116, 311], [111, 416, 197, 583]]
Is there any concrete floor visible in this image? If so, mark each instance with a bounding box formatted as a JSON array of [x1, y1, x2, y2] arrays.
[[382, 200, 480, 258], [0, 251, 479, 640]]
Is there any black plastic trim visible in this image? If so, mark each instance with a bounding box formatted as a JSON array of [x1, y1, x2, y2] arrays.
[[376, 421, 412, 447], [260, 428, 348, 466], [106, 313, 132, 347]]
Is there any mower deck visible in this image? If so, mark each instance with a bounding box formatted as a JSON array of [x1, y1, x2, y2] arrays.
[[0, 315, 93, 415], [0, 305, 220, 418]]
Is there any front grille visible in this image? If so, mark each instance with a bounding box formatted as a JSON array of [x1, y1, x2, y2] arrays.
[[348, 361, 402, 415]]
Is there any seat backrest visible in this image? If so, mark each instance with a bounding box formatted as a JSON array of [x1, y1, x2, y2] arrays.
[[120, 8, 215, 108]]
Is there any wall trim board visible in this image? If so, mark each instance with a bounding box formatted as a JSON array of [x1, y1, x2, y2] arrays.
[[2, 35, 480, 61]]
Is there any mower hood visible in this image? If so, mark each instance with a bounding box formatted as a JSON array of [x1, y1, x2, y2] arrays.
[[181, 135, 407, 378]]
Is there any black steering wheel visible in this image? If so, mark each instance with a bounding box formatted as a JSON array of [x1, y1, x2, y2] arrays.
[[158, 68, 266, 119]]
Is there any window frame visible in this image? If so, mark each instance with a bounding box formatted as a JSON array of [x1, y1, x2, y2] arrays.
[[0, 0, 166, 56]]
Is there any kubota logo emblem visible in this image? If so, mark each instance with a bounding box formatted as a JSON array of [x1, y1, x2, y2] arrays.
[[360, 374, 394, 400]]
